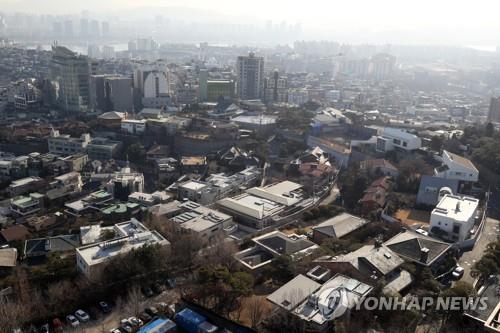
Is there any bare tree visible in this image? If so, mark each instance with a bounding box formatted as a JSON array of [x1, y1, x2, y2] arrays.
[[0, 296, 28, 333], [248, 296, 268, 328], [202, 234, 238, 269], [123, 285, 143, 317]]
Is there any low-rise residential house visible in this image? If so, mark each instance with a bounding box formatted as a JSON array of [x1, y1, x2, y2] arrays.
[[219, 146, 259, 171], [10, 193, 45, 217], [24, 234, 80, 259], [76, 218, 170, 280], [146, 144, 170, 161], [170, 201, 232, 244], [434, 150, 479, 183], [0, 225, 31, 244], [8, 176, 45, 197], [359, 177, 390, 214], [177, 167, 260, 205], [416, 175, 460, 207], [306, 136, 351, 168], [310, 107, 349, 135], [121, 119, 146, 134], [180, 156, 208, 175], [61, 154, 88, 172], [429, 194, 479, 242], [384, 230, 452, 272], [267, 273, 373, 333], [0, 247, 18, 267], [128, 191, 172, 207], [86, 137, 122, 160], [375, 127, 422, 153], [314, 243, 413, 294], [217, 181, 306, 230], [97, 111, 127, 127], [45, 171, 84, 204], [155, 157, 179, 183], [360, 159, 399, 178], [65, 190, 114, 217], [312, 213, 369, 244], [465, 275, 500, 332], [91, 165, 144, 200], [148, 200, 183, 219], [139, 108, 165, 119], [234, 231, 318, 272], [48, 129, 91, 156]]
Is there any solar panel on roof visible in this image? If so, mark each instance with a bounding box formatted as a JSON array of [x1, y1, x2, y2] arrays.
[[354, 283, 372, 296], [343, 279, 360, 291]]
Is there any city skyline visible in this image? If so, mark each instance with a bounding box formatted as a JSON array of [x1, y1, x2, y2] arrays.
[[2, 0, 500, 45]]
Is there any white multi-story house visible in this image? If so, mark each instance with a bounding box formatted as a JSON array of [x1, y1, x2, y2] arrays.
[[171, 201, 232, 244], [430, 194, 479, 242], [76, 218, 170, 280], [121, 119, 146, 134], [48, 129, 91, 156], [177, 166, 261, 205], [375, 127, 422, 152], [434, 150, 479, 183]]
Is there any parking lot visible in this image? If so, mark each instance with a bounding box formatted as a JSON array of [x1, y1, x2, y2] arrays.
[[55, 289, 179, 333]]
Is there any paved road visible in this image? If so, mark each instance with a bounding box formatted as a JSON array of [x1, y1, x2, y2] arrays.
[[459, 217, 500, 285], [319, 184, 339, 206]]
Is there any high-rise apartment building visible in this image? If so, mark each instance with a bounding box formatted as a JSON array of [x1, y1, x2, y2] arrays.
[[50, 46, 92, 112], [133, 64, 171, 109], [90, 75, 133, 113], [236, 52, 264, 100], [488, 97, 500, 123], [264, 70, 287, 103]]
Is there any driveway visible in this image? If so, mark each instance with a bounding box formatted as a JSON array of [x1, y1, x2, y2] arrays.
[[319, 184, 339, 206], [458, 217, 500, 285]]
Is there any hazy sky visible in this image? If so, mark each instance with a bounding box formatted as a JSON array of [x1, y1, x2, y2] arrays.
[[3, 0, 500, 44]]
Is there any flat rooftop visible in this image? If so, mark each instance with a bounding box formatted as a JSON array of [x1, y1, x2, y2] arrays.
[[179, 180, 208, 191], [218, 193, 283, 220], [172, 201, 231, 232], [9, 176, 42, 187], [246, 181, 303, 206], [77, 229, 168, 266], [432, 194, 479, 222]]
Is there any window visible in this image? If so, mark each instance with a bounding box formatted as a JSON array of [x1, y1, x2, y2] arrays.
[[402, 141, 408, 147], [393, 138, 401, 145], [453, 225, 460, 234], [425, 187, 437, 193]]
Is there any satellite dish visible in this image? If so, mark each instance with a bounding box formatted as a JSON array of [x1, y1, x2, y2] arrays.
[[317, 287, 349, 320]]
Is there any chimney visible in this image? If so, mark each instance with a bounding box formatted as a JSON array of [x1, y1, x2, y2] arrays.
[[420, 247, 430, 263], [456, 202, 461, 212]]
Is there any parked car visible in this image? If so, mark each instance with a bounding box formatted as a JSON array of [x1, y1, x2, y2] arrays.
[[66, 315, 80, 328], [141, 286, 154, 298], [109, 329, 121, 333], [52, 318, 63, 333], [452, 266, 465, 280], [120, 320, 133, 333], [128, 317, 143, 327], [145, 306, 159, 317], [138, 312, 152, 323], [39, 324, 49, 333], [99, 301, 111, 313], [75, 309, 90, 322]]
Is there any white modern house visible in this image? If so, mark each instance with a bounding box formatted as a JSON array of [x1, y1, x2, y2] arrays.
[[434, 150, 479, 183], [76, 219, 170, 280], [430, 194, 479, 242], [121, 119, 146, 134], [375, 127, 422, 152]]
